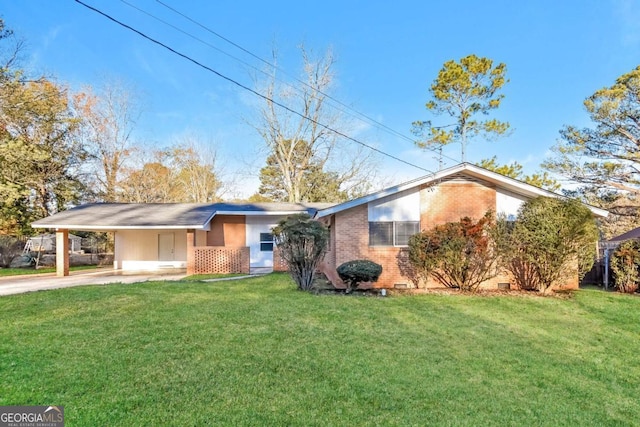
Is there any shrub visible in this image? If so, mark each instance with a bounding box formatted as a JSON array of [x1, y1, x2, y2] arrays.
[[493, 197, 599, 292], [408, 212, 499, 292], [272, 214, 329, 291], [0, 236, 24, 268], [610, 239, 640, 293], [337, 260, 383, 293]]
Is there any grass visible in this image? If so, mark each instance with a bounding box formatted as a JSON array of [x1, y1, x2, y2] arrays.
[[1, 273, 639, 426], [0, 265, 100, 276], [180, 273, 247, 281]]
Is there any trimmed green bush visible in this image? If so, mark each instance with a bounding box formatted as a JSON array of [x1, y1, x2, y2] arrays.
[[337, 260, 383, 292], [272, 213, 329, 291], [493, 197, 599, 292], [610, 239, 640, 293]]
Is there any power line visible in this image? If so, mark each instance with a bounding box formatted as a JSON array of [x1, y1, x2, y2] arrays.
[[74, 0, 434, 173], [150, 1, 463, 167], [126, 0, 462, 167], [119, 0, 260, 78], [153, 0, 419, 145]]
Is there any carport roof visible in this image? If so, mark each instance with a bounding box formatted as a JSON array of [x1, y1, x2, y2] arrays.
[[32, 203, 217, 230], [31, 202, 334, 231]]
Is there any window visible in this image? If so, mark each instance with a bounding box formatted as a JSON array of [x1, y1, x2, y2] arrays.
[[369, 221, 419, 246], [260, 232, 273, 252], [369, 222, 393, 246], [395, 221, 420, 245]]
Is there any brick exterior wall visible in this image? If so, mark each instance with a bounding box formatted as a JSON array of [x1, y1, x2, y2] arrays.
[[420, 179, 496, 227], [207, 215, 246, 246], [333, 204, 412, 288], [272, 245, 288, 272], [186, 215, 251, 275], [329, 178, 580, 290]]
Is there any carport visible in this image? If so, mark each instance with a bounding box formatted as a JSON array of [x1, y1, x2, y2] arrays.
[[31, 203, 218, 277]]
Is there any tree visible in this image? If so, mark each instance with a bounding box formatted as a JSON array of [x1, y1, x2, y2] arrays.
[[119, 141, 222, 203], [413, 54, 509, 164], [408, 212, 499, 292], [0, 18, 23, 81], [478, 156, 560, 192], [119, 161, 174, 203], [562, 188, 640, 239], [493, 197, 599, 292], [251, 45, 374, 202], [543, 66, 640, 230], [257, 139, 347, 202], [272, 213, 329, 291], [0, 77, 88, 233], [168, 141, 222, 203], [74, 81, 140, 202], [0, 20, 87, 234]]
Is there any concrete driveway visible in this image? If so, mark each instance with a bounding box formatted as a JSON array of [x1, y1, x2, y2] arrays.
[[0, 268, 187, 296]]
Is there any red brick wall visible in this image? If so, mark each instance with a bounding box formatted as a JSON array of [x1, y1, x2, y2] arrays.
[[207, 215, 246, 246], [329, 178, 579, 290], [332, 204, 411, 288], [330, 181, 500, 288], [420, 179, 496, 227], [272, 245, 288, 272]]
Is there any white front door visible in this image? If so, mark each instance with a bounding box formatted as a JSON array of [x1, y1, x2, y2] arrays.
[[246, 217, 282, 268], [158, 233, 175, 261]]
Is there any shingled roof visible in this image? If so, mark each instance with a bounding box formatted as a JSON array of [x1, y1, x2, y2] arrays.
[[31, 202, 334, 231]]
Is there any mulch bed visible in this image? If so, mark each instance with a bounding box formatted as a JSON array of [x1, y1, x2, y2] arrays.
[[313, 283, 575, 299], [311, 274, 577, 298]]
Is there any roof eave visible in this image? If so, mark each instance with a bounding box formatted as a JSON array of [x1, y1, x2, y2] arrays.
[[314, 162, 609, 218], [31, 224, 211, 231], [213, 210, 313, 216]]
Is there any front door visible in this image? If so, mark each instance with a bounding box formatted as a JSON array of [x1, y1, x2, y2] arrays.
[[246, 217, 282, 268], [158, 233, 175, 261]]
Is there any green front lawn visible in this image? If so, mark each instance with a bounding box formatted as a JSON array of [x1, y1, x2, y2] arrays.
[[0, 265, 100, 276], [180, 273, 247, 281], [0, 274, 639, 426]]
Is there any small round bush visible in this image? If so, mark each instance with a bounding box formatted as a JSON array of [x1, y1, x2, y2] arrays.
[[337, 260, 383, 292]]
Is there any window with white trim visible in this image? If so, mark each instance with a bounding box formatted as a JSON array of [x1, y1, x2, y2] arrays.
[[259, 232, 274, 252], [369, 221, 419, 246]]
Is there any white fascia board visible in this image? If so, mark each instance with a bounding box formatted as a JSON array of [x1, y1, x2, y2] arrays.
[[316, 165, 465, 218], [213, 210, 309, 216], [315, 162, 609, 218], [31, 224, 210, 230]]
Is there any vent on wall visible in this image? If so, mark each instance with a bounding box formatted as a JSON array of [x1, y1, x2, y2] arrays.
[[443, 173, 488, 185]]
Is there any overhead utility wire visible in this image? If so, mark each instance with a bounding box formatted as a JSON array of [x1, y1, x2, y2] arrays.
[[153, 0, 415, 144], [119, 0, 260, 77], [152, 0, 463, 167], [127, 0, 461, 167], [74, 0, 433, 173]]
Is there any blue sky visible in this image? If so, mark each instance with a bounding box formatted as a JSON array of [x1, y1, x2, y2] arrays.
[[2, 0, 639, 197]]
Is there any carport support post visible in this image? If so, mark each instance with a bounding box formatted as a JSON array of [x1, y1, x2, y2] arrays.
[[187, 229, 195, 276], [56, 229, 70, 277]]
